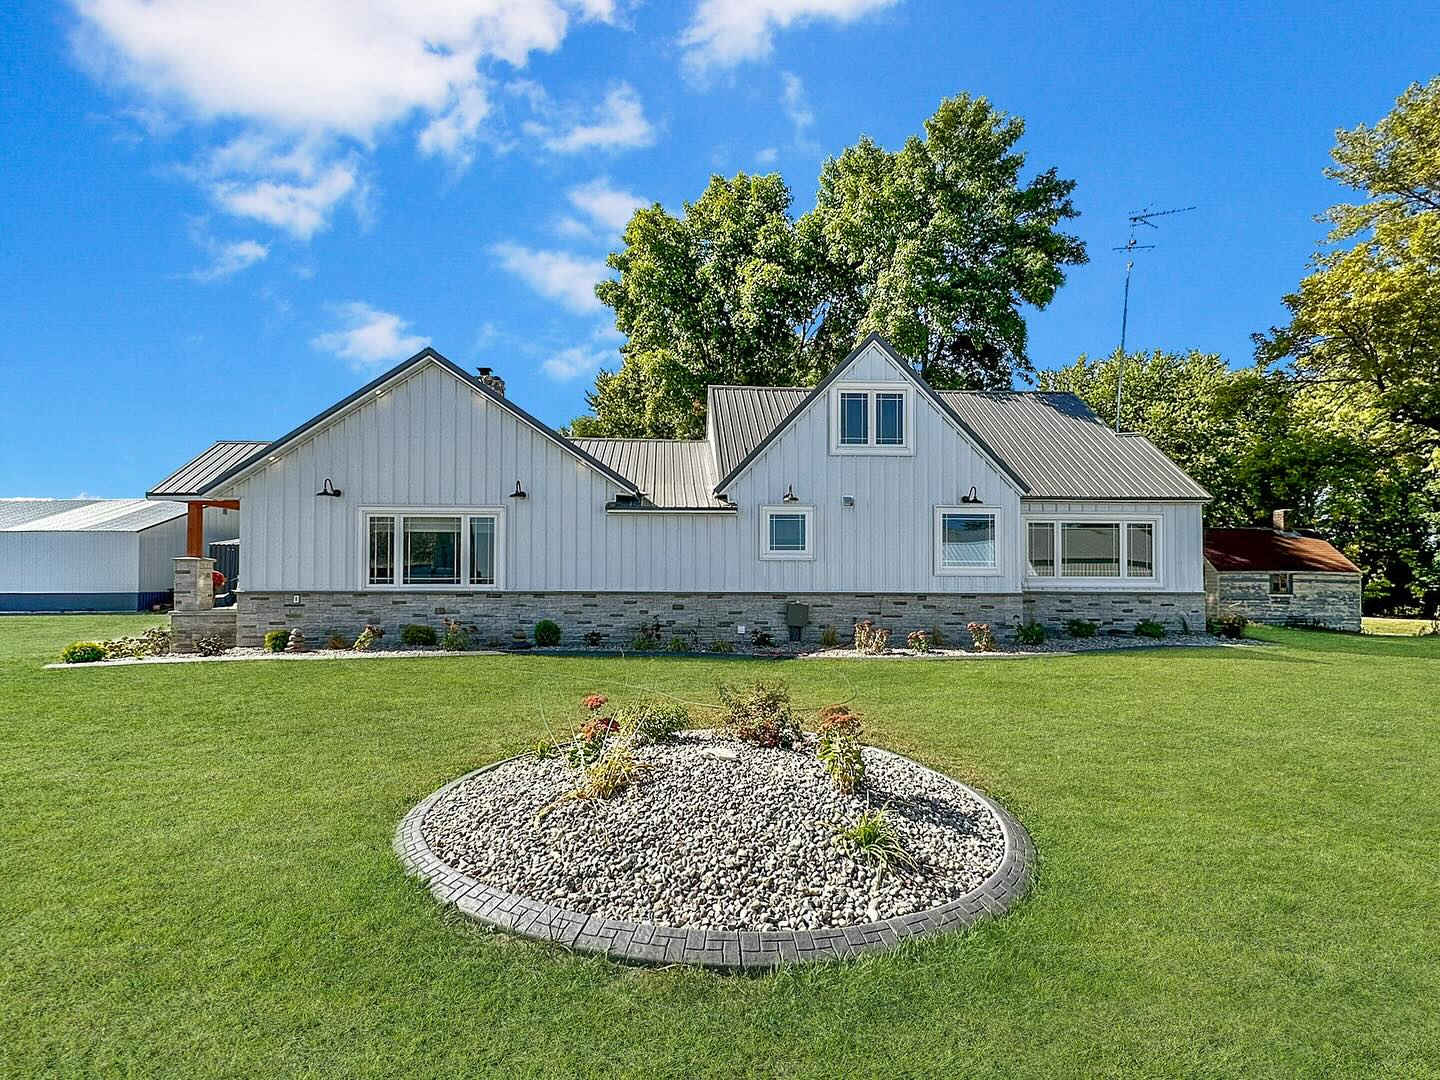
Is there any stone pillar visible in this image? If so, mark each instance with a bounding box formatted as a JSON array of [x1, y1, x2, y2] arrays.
[[173, 556, 214, 612]]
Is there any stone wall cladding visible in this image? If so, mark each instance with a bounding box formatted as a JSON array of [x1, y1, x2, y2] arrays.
[[394, 750, 1035, 971], [236, 591, 1025, 649], [1021, 591, 1207, 634], [1211, 571, 1362, 632], [171, 609, 238, 652]]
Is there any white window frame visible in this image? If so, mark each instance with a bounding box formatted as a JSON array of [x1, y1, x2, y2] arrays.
[[933, 505, 1001, 576], [359, 507, 505, 591], [1022, 514, 1163, 587], [760, 504, 815, 561], [829, 384, 914, 456]]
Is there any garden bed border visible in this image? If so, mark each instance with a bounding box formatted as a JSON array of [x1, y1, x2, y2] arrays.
[[394, 749, 1035, 971]]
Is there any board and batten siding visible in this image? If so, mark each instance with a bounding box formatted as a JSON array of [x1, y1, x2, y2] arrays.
[[228, 353, 1203, 595]]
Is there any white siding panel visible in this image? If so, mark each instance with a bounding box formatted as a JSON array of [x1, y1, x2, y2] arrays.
[[0, 533, 140, 592]]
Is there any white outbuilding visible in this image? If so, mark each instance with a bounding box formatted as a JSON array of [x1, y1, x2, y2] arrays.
[[0, 499, 238, 612]]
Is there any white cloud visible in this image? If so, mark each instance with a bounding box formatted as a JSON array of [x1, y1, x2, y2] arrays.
[[541, 344, 608, 381], [681, 0, 898, 72], [71, 0, 621, 235], [491, 242, 606, 313], [530, 83, 654, 153], [779, 71, 817, 151], [566, 177, 646, 232], [312, 302, 429, 366], [190, 237, 269, 281], [756, 146, 779, 165]]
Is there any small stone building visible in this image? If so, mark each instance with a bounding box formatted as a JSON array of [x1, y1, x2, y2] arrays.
[[1204, 513, 1362, 631]]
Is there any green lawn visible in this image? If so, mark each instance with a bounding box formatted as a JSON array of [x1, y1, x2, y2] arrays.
[[1364, 616, 1436, 636], [2, 616, 1437, 1079]]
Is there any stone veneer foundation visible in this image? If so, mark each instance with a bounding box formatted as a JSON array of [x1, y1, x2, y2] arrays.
[[1205, 568, 1361, 632], [235, 589, 1206, 648]]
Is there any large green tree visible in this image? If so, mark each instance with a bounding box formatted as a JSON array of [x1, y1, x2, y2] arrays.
[[574, 94, 1086, 437], [1257, 77, 1440, 442]]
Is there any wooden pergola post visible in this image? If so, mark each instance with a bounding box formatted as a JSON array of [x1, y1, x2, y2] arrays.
[[185, 500, 241, 557]]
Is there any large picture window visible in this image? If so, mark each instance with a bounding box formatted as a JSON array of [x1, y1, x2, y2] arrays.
[[935, 508, 998, 573], [1025, 518, 1159, 582], [364, 509, 502, 589]]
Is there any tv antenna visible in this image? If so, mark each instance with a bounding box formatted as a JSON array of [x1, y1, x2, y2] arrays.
[[1112, 205, 1194, 431]]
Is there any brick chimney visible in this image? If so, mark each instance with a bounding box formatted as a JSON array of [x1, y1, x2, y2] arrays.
[[476, 367, 505, 396], [1272, 508, 1293, 532]]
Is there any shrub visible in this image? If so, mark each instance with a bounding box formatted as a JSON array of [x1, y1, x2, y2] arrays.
[[906, 629, 932, 653], [325, 630, 351, 650], [1211, 612, 1248, 640], [665, 636, 689, 653], [1015, 622, 1047, 646], [59, 641, 107, 664], [616, 698, 690, 744], [401, 624, 437, 647], [263, 629, 288, 653], [928, 624, 948, 648], [582, 630, 605, 648], [630, 632, 660, 651], [565, 719, 615, 767], [820, 624, 840, 648], [98, 625, 173, 659], [352, 625, 383, 651], [532, 737, 559, 760], [195, 636, 228, 657], [708, 639, 735, 653], [854, 620, 890, 654], [966, 621, 997, 652], [538, 744, 651, 818], [440, 619, 472, 651], [836, 808, 915, 872], [534, 619, 562, 647], [1065, 618, 1098, 639], [717, 680, 802, 749], [1135, 619, 1167, 639], [816, 705, 865, 793], [750, 627, 775, 648]]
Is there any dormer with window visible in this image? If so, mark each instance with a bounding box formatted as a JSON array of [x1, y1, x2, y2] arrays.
[[829, 384, 913, 455]]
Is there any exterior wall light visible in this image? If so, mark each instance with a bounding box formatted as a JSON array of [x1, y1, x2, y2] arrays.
[[842, 496, 855, 507], [315, 478, 343, 497], [783, 485, 800, 503], [960, 486, 982, 503], [510, 481, 528, 499]]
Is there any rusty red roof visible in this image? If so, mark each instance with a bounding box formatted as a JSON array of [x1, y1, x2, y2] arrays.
[[1204, 529, 1360, 573]]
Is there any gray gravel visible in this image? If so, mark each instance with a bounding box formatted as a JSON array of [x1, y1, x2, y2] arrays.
[[421, 734, 1005, 932]]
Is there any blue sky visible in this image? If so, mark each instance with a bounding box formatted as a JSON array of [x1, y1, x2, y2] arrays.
[[2, 0, 1437, 497]]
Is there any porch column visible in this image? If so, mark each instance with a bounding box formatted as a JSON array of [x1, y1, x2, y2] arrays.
[[173, 556, 214, 612]]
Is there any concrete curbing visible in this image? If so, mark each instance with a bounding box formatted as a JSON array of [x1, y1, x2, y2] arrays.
[[394, 749, 1035, 971]]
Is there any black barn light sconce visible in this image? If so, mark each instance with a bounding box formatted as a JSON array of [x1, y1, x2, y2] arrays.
[[783, 485, 800, 503], [315, 478, 343, 498], [509, 480, 528, 499], [959, 486, 982, 504]]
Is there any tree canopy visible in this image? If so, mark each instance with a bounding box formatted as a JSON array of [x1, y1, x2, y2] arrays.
[[573, 94, 1086, 437]]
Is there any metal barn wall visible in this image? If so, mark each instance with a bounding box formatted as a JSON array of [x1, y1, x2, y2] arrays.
[[0, 531, 142, 610]]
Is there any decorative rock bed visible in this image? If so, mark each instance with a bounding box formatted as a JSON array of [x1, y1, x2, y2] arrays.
[[396, 734, 1033, 969]]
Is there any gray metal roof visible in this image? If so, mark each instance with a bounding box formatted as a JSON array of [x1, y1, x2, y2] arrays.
[[938, 391, 1210, 500], [570, 439, 729, 509], [707, 385, 807, 482], [148, 440, 271, 498], [704, 384, 1208, 501], [0, 499, 186, 532], [0, 499, 100, 529]]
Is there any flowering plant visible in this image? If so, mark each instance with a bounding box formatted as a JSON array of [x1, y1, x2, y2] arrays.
[[582, 693, 608, 711]]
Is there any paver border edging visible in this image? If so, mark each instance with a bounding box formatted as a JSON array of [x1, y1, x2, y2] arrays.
[[393, 749, 1035, 971]]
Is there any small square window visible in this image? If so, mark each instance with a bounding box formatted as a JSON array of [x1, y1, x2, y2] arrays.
[[1269, 573, 1293, 595], [937, 509, 997, 572], [876, 392, 905, 446], [761, 506, 814, 559]]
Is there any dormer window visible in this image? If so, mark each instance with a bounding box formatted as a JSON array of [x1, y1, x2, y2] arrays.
[[831, 385, 913, 454]]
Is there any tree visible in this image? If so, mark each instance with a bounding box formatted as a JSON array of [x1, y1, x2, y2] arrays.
[[574, 94, 1086, 436], [1257, 77, 1440, 442]]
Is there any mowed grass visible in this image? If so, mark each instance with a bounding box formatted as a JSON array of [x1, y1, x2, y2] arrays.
[[1364, 616, 1436, 636], [1, 616, 1438, 1079]]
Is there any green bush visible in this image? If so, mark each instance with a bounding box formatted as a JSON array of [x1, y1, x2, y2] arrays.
[[1211, 613, 1248, 640], [440, 620, 472, 651], [906, 629, 932, 653], [1015, 622, 1047, 646], [816, 704, 865, 793], [98, 625, 172, 659], [665, 636, 689, 653], [401, 624, 437, 647], [616, 698, 690, 744], [1135, 619, 1167, 639], [352, 625, 383, 651], [59, 642, 107, 664], [819, 624, 840, 648], [630, 632, 659, 651], [717, 681, 802, 749], [1065, 618, 1098, 639], [263, 629, 288, 653], [195, 636, 228, 657], [534, 619, 562, 647], [708, 639, 735, 653], [582, 630, 605, 648], [325, 630, 351, 650]]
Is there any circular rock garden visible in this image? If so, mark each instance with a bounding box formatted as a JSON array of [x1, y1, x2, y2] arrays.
[[397, 685, 1033, 968]]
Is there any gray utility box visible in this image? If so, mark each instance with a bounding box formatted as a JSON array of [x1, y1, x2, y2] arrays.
[[784, 602, 811, 642]]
